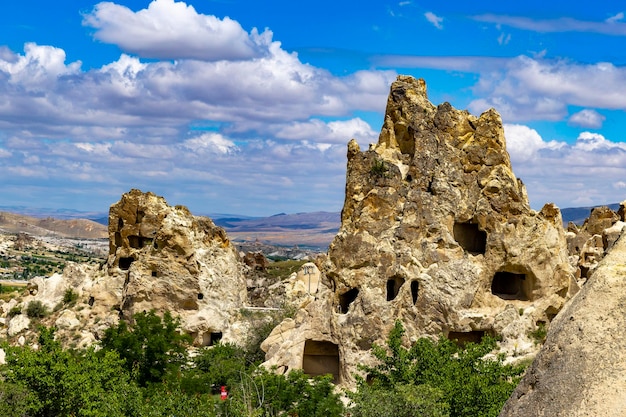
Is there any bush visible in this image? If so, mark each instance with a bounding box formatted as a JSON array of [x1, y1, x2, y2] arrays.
[[26, 301, 48, 319], [7, 305, 22, 318], [62, 289, 78, 306], [352, 321, 525, 417], [100, 310, 191, 386]]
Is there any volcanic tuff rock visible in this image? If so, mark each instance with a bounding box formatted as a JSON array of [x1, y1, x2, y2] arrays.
[[2, 189, 250, 348], [499, 228, 626, 417], [261, 76, 576, 385], [107, 189, 247, 345]]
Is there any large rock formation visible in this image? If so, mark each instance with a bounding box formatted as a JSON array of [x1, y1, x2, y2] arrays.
[[499, 229, 626, 417], [262, 76, 576, 385]]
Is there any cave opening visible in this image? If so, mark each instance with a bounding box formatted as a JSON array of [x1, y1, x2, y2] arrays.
[[128, 235, 153, 249], [338, 288, 359, 314], [453, 222, 487, 254], [491, 271, 532, 301], [119, 257, 134, 270], [302, 340, 340, 383], [386, 275, 405, 301], [448, 330, 486, 347]]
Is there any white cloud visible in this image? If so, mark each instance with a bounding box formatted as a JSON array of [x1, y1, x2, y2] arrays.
[[424, 12, 444, 29], [473, 14, 626, 36], [83, 0, 272, 61], [468, 56, 626, 122], [568, 109, 606, 128], [606, 12, 624, 23], [182, 133, 237, 154], [502, 128, 626, 209], [274, 118, 378, 144], [497, 33, 511, 45]]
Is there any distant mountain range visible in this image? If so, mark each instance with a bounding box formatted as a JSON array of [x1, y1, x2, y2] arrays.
[[0, 202, 619, 245]]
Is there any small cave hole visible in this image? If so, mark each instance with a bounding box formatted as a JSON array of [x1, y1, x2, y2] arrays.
[[88, 296, 95, 307], [448, 330, 486, 347], [410, 281, 419, 305], [491, 271, 532, 301], [210, 332, 223, 346], [114, 232, 122, 247], [136, 210, 145, 223], [117, 218, 124, 230], [302, 340, 340, 383], [119, 257, 134, 270], [197, 293, 204, 300], [453, 222, 487, 254], [386, 275, 405, 301], [405, 174, 413, 182], [338, 288, 359, 314], [151, 271, 157, 277]]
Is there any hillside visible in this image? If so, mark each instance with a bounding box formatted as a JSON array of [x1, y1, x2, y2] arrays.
[[0, 212, 107, 239]]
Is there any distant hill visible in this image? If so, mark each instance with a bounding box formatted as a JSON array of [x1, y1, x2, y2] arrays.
[[560, 203, 620, 225], [0, 211, 108, 239]]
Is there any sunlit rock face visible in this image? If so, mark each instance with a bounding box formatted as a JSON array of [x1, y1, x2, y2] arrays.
[[500, 225, 626, 417], [107, 189, 247, 345], [262, 75, 576, 385]]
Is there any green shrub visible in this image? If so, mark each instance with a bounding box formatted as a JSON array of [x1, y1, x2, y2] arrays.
[[62, 289, 78, 306], [529, 322, 547, 344], [352, 321, 526, 417], [7, 305, 22, 318], [26, 301, 48, 319], [370, 158, 389, 178]]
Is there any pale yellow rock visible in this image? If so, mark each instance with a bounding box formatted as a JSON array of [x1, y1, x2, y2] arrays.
[[262, 76, 575, 386], [499, 229, 626, 417]]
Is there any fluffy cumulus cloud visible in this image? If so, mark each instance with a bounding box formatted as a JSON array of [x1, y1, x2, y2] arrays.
[[424, 12, 444, 29], [83, 0, 272, 61], [568, 109, 606, 128], [503, 126, 626, 209], [468, 56, 626, 122], [0, 1, 398, 215]]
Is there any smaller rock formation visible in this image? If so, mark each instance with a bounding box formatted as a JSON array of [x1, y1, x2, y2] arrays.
[[499, 227, 626, 417], [566, 203, 626, 283]]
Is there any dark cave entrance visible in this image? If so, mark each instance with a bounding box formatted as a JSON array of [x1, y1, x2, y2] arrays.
[[302, 340, 340, 383], [339, 288, 359, 314], [119, 257, 134, 270], [410, 281, 419, 305], [453, 222, 487, 254], [448, 330, 486, 347], [386, 275, 405, 301], [491, 271, 532, 301]]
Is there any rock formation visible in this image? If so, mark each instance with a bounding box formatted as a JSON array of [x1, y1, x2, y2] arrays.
[[2, 189, 249, 348], [565, 203, 626, 283], [499, 228, 626, 417], [261, 76, 576, 385]]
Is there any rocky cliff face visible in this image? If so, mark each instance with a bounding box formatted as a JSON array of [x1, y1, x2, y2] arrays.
[[499, 226, 626, 417], [262, 76, 576, 385]]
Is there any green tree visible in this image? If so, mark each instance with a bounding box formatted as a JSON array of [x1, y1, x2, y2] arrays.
[[181, 342, 248, 394], [100, 310, 191, 386], [354, 321, 525, 417], [1, 326, 141, 417]]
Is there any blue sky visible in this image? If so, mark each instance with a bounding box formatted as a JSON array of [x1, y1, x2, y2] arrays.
[[1, 0, 626, 216]]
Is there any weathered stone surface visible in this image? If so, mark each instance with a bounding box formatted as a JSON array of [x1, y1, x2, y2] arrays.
[[567, 204, 625, 282], [499, 229, 626, 417], [262, 76, 575, 385], [107, 189, 247, 345]]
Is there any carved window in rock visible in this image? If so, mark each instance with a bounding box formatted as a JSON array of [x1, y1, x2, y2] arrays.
[[119, 257, 134, 270], [453, 222, 487, 254], [448, 330, 486, 347], [491, 271, 532, 301], [386, 275, 405, 301], [302, 340, 340, 384], [338, 288, 359, 314]]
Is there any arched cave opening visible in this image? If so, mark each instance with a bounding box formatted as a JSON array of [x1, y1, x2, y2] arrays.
[[491, 271, 533, 301], [339, 288, 359, 314], [447, 330, 486, 347], [410, 281, 419, 305], [386, 275, 405, 301], [118, 218, 124, 230], [119, 257, 134, 270], [114, 232, 122, 247], [197, 293, 204, 300], [453, 222, 487, 254], [302, 340, 340, 384]]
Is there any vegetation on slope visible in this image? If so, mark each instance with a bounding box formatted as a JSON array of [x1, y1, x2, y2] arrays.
[[0, 316, 525, 417]]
